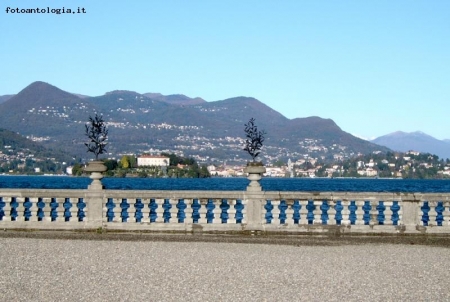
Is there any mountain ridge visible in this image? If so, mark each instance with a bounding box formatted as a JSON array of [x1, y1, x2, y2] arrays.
[[0, 81, 390, 163], [372, 131, 450, 160]]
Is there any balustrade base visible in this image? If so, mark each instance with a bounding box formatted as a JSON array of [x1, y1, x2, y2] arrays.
[[2, 221, 449, 236]]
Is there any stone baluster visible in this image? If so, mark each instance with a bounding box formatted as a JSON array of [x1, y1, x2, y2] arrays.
[[155, 199, 165, 223], [443, 201, 450, 226], [198, 199, 208, 224], [110, 198, 121, 222], [271, 199, 281, 224], [53, 198, 63, 222], [428, 201, 439, 226], [283, 200, 293, 225], [2, 197, 11, 221], [340, 200, 350, 225], [141, 198, 150, 223], [16, 197, 25, 221], [42, 197, 51, 222], [212, 199, 222, 224], [354, 200, 364, 225], [169, 199, 178, 223], [369, 200, 378, 226], [313, 200, 322, 224], [29, 197, 39, 222], [227, 199, 236, 224], [298, 200, 307, 225], [184, 199, 193, 224], [327, 200, 336, 225], [68, 198, 78, 222], [127, 199, 137, 223]]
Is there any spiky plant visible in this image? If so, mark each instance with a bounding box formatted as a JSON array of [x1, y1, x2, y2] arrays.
[[243, 117, 266, 162], [85, 114, 108, 160]]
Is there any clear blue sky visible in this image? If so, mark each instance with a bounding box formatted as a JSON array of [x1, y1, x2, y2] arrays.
[[1, 0, 449, 140]]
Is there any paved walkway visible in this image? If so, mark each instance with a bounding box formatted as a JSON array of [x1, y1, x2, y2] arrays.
[[0, 233, 449, 301]]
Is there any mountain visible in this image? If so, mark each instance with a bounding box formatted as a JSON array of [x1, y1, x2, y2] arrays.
[[372, 131, 450, 160], [143, 93, 206, 105], [0, 81, 97, 157], [0, 81, 93, 134], [0, 128, 73, 163], [0, 81, 390, 163], [0, 94, 15, 103], [71, 93, 90, 99]]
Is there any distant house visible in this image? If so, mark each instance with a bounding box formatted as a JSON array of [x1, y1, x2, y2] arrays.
[[137, 155, 170, 167], [407, 151, 420, 156], [66, 166, 73, 175], [366, 168, 378, 177]]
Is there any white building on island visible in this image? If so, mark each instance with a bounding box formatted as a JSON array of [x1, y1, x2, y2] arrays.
[[137, 155, 170, 167]]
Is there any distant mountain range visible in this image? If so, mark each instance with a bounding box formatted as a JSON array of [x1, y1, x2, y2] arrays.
[[0, 81, 388, 163], [371, 131, 450, 160]]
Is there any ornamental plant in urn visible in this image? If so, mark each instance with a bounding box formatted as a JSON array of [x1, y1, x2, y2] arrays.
[[243, 117, 266, 191], [84, 114, 108, 189]]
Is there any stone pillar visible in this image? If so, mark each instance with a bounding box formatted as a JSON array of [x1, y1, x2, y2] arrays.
[[85, 189, 104, 228], [397, 193, 421, 233], [401, 201, 419, 227], [84, 161, 107, 228], [244, 165, 266, 231]]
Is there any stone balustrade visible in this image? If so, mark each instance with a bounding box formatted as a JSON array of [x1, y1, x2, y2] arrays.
[[0, 186, 449, 234]]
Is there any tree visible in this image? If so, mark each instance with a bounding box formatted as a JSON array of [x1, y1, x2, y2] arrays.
[[72, 163, 84, 176], [103, 159, 118, 171], [85, 114, 108, 160], [120, 156, 130, 169], [243, 117, 266, 162]]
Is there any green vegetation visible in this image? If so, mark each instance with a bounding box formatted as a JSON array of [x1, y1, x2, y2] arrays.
[[99, 153, 210, 178]]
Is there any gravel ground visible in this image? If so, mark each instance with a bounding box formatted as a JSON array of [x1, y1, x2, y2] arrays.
[[0, 233, 449, 302]]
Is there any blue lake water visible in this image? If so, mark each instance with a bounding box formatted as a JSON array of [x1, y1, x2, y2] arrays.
[[0, 176, 449, 192]]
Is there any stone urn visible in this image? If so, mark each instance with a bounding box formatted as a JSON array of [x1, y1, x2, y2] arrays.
[[244, 162, 266, 192], [84, 161, 107, 190]]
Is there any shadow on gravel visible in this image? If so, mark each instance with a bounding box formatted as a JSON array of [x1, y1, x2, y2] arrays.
[[1, 230, 449, 247]]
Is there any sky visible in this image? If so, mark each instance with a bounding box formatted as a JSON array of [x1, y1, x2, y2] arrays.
[[1, 0, 449, 140]]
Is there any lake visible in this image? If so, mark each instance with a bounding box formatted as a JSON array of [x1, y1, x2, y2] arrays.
[[0, 176, 449, 192]]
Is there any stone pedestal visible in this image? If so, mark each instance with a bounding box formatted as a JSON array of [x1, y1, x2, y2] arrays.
[[84, 161, 107, 190], [243, 164, 266, 231], [244, 165, 266, 192]]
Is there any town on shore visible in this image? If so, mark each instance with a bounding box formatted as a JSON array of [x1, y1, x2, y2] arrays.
[[2, 148, 447, 179]]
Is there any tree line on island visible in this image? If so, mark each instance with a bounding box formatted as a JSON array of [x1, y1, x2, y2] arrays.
[[72, 153, 210, 178]]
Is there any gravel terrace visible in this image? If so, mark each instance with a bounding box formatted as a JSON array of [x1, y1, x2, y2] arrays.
[[0, 232, 449, 302]]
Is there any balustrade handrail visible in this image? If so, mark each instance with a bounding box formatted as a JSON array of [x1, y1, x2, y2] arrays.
[[0, 186, 448, 233], [0, 188, 449, 199]]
